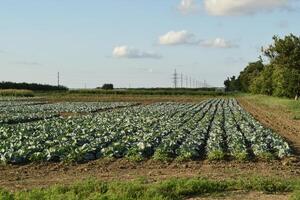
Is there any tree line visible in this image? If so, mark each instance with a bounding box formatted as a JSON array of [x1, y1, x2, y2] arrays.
[[224, 34, 300, 99], [0, 81, 68, 91]]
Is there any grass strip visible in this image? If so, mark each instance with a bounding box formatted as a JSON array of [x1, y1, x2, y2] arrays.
[[0, 176, 299, 200]]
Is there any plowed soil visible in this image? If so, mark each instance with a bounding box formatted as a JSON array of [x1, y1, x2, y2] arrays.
[[0, 159, 299, 191]]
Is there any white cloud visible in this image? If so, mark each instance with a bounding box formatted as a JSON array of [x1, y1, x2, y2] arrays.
[[112, 46, 162, 59], [204, 0, 288, 16], [178, 0, 197, 14], [200, 38, 238, 48], [159, 30, 197, 45], [159, 31, 238, 49]]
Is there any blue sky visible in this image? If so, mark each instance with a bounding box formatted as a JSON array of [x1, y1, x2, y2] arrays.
[[0, 0, 299, 88]]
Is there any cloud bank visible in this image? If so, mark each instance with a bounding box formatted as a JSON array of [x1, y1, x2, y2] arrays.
[[204, 0, 288, 16], [159, 30, 198, 45], [200, 38, 238, 48], [159, 30, 237, 48], [112, 46, 161, 59]]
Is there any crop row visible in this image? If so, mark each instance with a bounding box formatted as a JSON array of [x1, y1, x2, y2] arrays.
[[0, 99, 292, 164], [0, 102, 135, 124]]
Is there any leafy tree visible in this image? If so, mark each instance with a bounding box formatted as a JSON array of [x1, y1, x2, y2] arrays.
[[250, 65, 274, 95], [227, 34, 300, 99], [262, 34, 300, 99], [224, 78, 231, 92], [224, 76, 241, 92], [238, 58, 264, 92], [263, 34, 300, 70], [0, 81, 68, 91], [102, 84, 114, 90]]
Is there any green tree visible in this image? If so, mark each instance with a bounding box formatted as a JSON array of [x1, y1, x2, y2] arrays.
[[262, 34, 300, 99], [239, 58, 264, 92], [102, 83, 114, 90], [224, 76, 241, 92], [263, 34, 300, 70], [250, 65, 274, 95]]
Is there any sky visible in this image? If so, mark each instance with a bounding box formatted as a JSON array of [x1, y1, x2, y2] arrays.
[[0, 0, 300, 88]]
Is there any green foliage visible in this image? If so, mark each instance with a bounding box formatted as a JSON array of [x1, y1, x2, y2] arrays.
[[257, 152, 276, 161], [225, 34, 300, 99], [224, 76, 240, 92], [207, 151, 226, 161], [263, 34, 300, 70], [0, 177, 299, 200], [239, 59, 264, 92], [290, 190, 300, 200], [233, 152, 249, 162], [101, 84, 114, 90], [0, 81, 68, 92], [243, 94, 300, 120], [250, 65, 274, 95], [0, 99, 291, 164], [153, 149, 173, 162]]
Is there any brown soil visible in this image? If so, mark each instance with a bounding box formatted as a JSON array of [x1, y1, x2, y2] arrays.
[[237, 97, 300, 156], [0, 159, 299, 191], [190, 191, 290, 200]]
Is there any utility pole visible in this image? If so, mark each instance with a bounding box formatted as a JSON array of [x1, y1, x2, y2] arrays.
[[189, 76, 192, 88], [57, 72, 60, 87], [173, 69, 178, 88]]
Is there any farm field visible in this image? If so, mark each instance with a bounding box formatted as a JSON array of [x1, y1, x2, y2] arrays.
[[0, 98, 292, 164], [0, 96, 299, 200]]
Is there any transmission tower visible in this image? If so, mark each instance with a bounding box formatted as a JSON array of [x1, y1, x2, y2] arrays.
[[57, 72, 60, 87], [204, 80, 207, 88], [172, 69, 178, 88], [185, 75, 188, 88], [180, 73, 183, 88]]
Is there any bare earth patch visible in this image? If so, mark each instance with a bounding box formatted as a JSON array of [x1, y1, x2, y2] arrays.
[[0, 159, 299, 191]]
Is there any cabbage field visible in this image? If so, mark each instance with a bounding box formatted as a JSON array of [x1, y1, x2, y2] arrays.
[[0, 102, 135, 124], [0, 98, 292, 164]]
